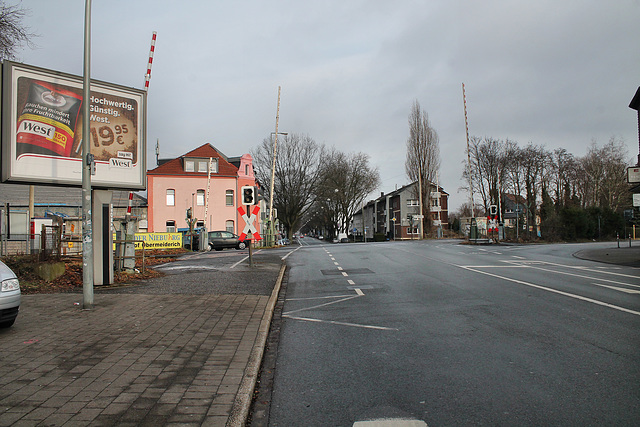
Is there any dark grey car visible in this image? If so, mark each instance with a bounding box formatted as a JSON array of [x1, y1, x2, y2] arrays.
[[0, 260, 20, 328], [207, 231, 247, 251]]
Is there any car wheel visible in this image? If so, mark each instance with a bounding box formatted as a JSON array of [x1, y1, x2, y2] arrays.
[[237, 242, 246, 250], [215, 247, 223, 251], [207, 244, 213, 251]]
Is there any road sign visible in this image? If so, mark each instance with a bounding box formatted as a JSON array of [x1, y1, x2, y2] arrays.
[[413, 215, 424, 219], [628, 167, 640, 183], [238, 205, 261, 241]]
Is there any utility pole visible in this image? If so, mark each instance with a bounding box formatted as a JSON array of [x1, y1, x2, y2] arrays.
[[82, 0, 93, 309]]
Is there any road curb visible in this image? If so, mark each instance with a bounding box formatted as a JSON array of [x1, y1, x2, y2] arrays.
[[227, 261, 287, 427]]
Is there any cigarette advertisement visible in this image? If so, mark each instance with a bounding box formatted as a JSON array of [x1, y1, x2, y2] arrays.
[[1, 61, 146, 189]]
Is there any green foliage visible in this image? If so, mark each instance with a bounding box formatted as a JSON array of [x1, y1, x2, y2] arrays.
[[552, 206, 624, 241], [451, 217, 460, 232]]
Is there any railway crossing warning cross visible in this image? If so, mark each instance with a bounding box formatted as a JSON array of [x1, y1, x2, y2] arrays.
[[238, 205, 261, 242]]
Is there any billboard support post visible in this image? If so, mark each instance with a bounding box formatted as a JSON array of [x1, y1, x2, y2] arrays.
[[82, 0, 94, 309]]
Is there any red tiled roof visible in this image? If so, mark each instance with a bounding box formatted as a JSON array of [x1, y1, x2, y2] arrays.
[[147, 143, 239, 177]]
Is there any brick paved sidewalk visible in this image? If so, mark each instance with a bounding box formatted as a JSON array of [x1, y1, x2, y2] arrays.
[[0, 292, 270, 426]]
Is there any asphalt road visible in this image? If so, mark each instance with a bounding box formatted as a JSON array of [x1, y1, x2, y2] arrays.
[[269, 239, 640, 426]]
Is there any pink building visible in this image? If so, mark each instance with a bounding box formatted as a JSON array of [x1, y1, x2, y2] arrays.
[[147, 143, 257, 234]]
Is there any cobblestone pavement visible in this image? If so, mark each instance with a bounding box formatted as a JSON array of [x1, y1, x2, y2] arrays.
[[0, 249, 286, 426]]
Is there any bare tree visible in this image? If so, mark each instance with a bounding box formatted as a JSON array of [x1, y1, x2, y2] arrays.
[[580, 137, 631, 211], [251, 133, 322, 240], [520, 143, 549, 238], [0, 2, 36, 60], [405, 100, 440, 235], [549, 148, 579, 209], [316, 148, 380, 237], [464, 136, 513, 213]]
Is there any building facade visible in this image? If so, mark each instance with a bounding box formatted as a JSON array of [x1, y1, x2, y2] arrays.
[[353, 181, 449, 240], [147, 144, 258, 235]]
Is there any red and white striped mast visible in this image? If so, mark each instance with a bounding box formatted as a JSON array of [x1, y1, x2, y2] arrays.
[[128, 31, 157, 218], [144, 31, 157, 92]]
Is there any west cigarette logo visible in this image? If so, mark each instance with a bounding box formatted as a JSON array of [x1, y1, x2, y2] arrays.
[[110, 158, 132, 168], [19, 120, 55, 138]]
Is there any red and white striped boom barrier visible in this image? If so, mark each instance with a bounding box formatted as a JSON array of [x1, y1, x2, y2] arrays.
[[144, 31, 157, 91]]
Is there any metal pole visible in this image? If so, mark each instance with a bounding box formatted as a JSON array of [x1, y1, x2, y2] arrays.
[[418, 169, 423, 239], [247, 204, 254, 267], [268, 86, 281, 246], [82, 0, 93, 309]]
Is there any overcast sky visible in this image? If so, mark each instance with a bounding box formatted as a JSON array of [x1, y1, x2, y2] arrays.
[[14, 0, 640, 211]]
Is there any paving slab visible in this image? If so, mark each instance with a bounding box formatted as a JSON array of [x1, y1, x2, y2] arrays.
[[0, 249, 286, 426]]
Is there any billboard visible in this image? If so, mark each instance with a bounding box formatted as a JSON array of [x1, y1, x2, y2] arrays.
[[1, 61, 146, 189]]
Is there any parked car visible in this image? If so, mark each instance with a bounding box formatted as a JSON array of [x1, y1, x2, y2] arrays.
[[207, 231, 247, 251], [0, 260, 20, 328]]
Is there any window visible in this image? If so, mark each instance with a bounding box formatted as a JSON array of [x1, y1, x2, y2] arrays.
[[407, 226, 419, 235], [226, 220, 234, 233], [431, 198, 439, 207], [198, 161, 208, 172], [196, 189, 205, 206], [245, 164, 250, 175], [166, 220, 176, 232], [226, 190, 234, 206], [407, 199, 419, 206], [166, 189, 175, 206], [210, 158, 218, 173], [184, 160, 195, 172]]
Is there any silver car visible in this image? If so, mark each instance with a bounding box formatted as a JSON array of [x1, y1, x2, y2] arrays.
[[0, 260, 20, 328]]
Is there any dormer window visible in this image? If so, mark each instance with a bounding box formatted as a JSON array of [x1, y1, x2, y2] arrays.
[[184, 157, 218, 173]]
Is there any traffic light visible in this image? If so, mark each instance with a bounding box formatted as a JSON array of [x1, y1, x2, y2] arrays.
[[242, 186, 255, 205], [186, 208, 192, 219]]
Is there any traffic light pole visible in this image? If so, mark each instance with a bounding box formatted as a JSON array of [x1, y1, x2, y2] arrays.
[[247, 204, 254, 268]]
